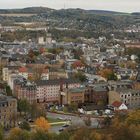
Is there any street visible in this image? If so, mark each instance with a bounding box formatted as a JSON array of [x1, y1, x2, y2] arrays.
[[47, 112, 99, 133]]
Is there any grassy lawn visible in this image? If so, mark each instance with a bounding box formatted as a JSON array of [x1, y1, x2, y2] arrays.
[[47, 117, 65, 123], [50, 122, 66, 126]]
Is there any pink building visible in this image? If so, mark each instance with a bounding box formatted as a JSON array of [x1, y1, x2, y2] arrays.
[[14, 80, 37, 104], [36, 79, 81, 104]]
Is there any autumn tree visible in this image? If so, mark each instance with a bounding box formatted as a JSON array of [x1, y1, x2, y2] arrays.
[[125, 110, 140, 125], [98, 68, 117, 81], [0, 126, 4, 140], [39, 47, 46, 54], [33, 67, 44, 81], [71, 127, 93, 140], [72, 60, 85, 69], [7, 127, 30, 140], [28, 49, 35, 60], [90, 131, 105, 140], [35, 117, 50, 132], [112, 124, 136, 140], [30, 102, 46, 119], [47, 48, 63, 54]]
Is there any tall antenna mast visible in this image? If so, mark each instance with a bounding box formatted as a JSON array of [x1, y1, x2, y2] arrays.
[[64, 3, 66, 9]]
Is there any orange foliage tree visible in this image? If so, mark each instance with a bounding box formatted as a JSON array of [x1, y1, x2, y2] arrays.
[[35, 117, 50, 132], [98, 68, 117, 80]]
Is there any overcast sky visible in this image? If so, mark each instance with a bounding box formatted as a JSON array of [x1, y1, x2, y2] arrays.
[[0, 0, 140, 12]]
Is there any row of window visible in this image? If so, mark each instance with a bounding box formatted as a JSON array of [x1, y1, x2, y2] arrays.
[[71, 96, 83, 100], [121, 93, 140, 98]]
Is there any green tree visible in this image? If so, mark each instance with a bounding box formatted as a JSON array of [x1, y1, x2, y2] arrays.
[[0, 126, 4, 140], [107, 73, 117, 81], [58, 131, 70, 140], [68, 103, 78, 113], [6, 85, 12, 96], [74, 72, 86, 82], [17, 99, 30, 115], [47, 133, 59, 140], [30, 103, 46, 119], [63, 106, 68, 113], [98, 68, 117, 81], [31, 130, 49, 140], [71, 127, 93, 140], [103, 116, 112, 127], [19, 121, 31, 131]]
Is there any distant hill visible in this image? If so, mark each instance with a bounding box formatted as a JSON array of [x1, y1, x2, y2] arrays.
[[87, 10, 124, 15], [0, 7, 53, 14], [131, 12, 140, 16], [0, 7, 139, 32], [0, 7, 129, 15], [0, 7, 138, 16]]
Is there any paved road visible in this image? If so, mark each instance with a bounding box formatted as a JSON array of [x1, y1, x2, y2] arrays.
[[47, 112, 85, 125], [47, 112, 99, 133], [47, 112, 85, 133]]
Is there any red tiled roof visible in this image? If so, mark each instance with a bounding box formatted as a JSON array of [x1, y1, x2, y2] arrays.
[[72, 61, 84, 68], [42, 68, 49, 73], [19, 67, 28, 73], [112, 101, 122, 108]]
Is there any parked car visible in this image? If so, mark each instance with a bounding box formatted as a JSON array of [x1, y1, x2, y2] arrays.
[[62, 124, 69, 127], [28, 119, 34, 123], [59, 128, 64, 132], [57, 117, 64, 120]]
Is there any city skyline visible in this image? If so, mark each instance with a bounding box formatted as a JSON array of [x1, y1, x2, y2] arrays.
[[0, 0, 140, 12]]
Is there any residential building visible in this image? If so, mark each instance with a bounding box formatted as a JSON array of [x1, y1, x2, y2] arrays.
[[0, 94, 17, 129], [36, 79, 81, 104], [2, 66, 19, 82], [111, 101, 128, 111], [85, 84, 108, 105], [49, 69, 68, 80], [109, 89, 140, 109], [61, 87, 85, 105], [14, 80, 37, 104]]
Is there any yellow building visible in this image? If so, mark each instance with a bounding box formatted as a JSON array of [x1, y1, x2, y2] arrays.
[[61, 87, 85, 105]]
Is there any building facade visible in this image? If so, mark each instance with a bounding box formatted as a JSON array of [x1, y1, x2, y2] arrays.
[[62, 87, 85, 105], [14, 80, 37, 104], [36, 79, 81, 104], [85, 84, 108, 106], [0, 94, 17, 129], [109, 89, 140, 109]]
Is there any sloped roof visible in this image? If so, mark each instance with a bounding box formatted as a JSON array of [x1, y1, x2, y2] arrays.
[[19, 67, 28, 73], [112, 101, 122, 107]]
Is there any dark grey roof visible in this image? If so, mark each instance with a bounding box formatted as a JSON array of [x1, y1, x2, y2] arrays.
[[36, 78, 80, 86], [0, 94, 17, 105], [116, 89, 140, 94], [93, 86, 108, 92], [5, 66, 20, 69], [14, 79, 36, 90]]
